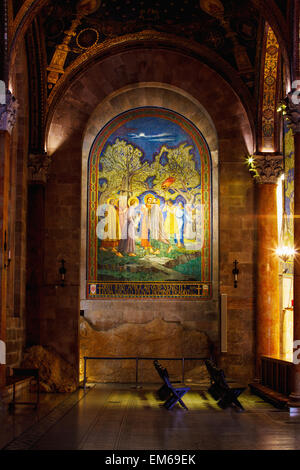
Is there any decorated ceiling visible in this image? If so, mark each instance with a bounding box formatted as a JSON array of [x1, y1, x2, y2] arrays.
[[38, 0, 263, 94], [18, 0, 291, 155]]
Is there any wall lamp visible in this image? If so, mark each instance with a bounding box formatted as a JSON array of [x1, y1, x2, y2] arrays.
[[59, 259, 66, 287], [232, 260, 239, 288], [3, 230, 11, 269], [4, 250, 11, 269]]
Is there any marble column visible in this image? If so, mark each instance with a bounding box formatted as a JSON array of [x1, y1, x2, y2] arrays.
[[0, 90, 18, 386], [26, 153, 51, 346], [254, 154, 283, 377], [283, 92, 300, 410], [26, 154, 51, 347]]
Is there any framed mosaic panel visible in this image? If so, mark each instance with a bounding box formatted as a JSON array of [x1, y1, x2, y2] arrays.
[[86, 107, 212, 299]]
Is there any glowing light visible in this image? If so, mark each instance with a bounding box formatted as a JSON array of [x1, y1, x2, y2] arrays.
[[277, 177, 284, 238], [246, 155, 259, 179], [276, 246, 297, 262], [277, 102, 287, 115]]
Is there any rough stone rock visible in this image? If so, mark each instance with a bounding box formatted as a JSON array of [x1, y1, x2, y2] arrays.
[[21, 345, 77, 393], [80, 317, 211, 383], [184, 365, 210, 385]]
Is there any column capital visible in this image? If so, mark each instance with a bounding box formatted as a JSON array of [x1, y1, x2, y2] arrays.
[[0, 90, 18, 135], [283, 91, 300, 134], [252, 153, 284, 184], [28, 153, 51, 183]]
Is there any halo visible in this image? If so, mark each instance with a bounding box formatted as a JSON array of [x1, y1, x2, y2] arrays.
[[107, 197, 116, 204], [128, 196, 139, 206], [144, 194, 154, 204]]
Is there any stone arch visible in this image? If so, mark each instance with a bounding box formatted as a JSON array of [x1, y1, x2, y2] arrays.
[[45, 32, 255, 135], [43, 47, 255, 379], [46, 47, 254, 154], [80, 83, 219, 306]]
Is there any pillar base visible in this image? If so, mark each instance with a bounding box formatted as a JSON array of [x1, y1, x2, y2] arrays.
[[288, 393, 300, 411], [0, 364, 6, 388]]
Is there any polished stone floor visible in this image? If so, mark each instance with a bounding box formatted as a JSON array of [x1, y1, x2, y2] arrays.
[[1, 383, 300, 450]]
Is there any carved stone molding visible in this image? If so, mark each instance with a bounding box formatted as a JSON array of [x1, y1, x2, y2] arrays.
[[0, 90, 18, 134], [253, 153, 284, 184], [283, 91, 300, 134], [28, 153, 51, 183]]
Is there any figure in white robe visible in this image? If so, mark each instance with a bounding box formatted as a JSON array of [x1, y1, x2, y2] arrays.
[[96, 203, 108, 241], [195, 201, 205, 250], [117, 193, 128, 235], [98, 198, 122, 256], [163, 200, 179, 246], [184, 203, 196, 240], [150, 198, 170, 254], [184, 203, 197, 250], [175, 202, 185, 247]]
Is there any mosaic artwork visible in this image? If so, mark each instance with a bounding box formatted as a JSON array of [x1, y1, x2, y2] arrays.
[[283, 121, 295, 275], [261, 24, 280, 151], [87, 107, 212, 299]]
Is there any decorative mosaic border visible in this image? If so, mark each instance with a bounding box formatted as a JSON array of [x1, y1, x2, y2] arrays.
[[261, 24, 280, 151], [87, 107, 213, 299], [87, 281, 212, 299]]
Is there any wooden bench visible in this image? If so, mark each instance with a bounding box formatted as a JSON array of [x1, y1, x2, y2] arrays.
[[205, 360, 246, 410], [153, 360, 190, 410], [6, 368, 39, 411]]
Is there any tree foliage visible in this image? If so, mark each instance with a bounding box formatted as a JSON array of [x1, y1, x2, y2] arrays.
[[99, 138, 154, 201], [98, 139, 201, 203], [151, 143, 201, 202]]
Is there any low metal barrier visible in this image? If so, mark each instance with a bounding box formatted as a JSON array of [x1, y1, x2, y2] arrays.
[[261, 356, 293, 396], [83, 356, 209, 390]]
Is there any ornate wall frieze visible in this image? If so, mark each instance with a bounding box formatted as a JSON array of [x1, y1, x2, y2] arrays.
[[47, 1, 101, 90], [0, 90, 18, 134], [252, 153, 284, 184], [260, 25, 280, 152], [28, 153, 51, 183]]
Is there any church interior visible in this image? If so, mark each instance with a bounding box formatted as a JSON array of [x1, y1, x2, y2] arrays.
[[1, 0, 300, 452]]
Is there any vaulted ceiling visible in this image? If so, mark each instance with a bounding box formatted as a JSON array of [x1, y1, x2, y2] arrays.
[[7, 0, 294, 154], [42, 0, 261, 93]]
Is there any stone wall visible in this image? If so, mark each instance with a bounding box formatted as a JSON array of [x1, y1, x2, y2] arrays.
[[6, 39, 29, 368], [80, 317, 212, 383]]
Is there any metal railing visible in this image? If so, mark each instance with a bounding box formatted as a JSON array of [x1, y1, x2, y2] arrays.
[[83, 356, 209, 390]]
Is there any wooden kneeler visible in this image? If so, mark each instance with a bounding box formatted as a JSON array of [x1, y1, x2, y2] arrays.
[[153, 360, 190, 410], [205, 360, 246, 411]]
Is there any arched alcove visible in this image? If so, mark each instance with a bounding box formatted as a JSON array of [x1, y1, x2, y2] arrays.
[[79, 84, 219, 381], [44, 47, 254, 381]]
